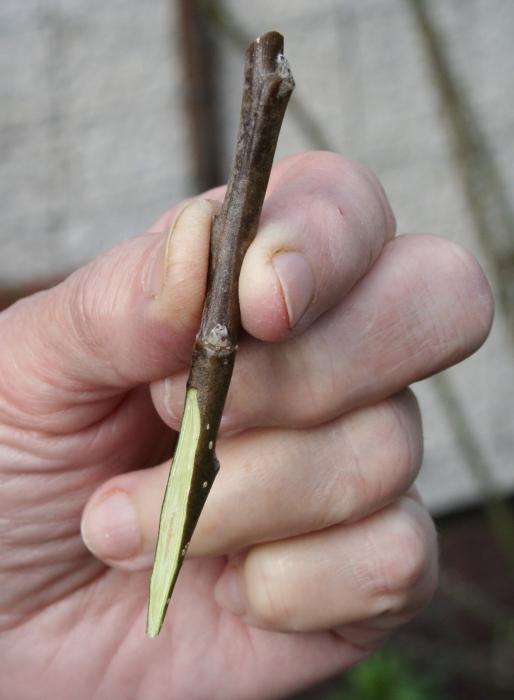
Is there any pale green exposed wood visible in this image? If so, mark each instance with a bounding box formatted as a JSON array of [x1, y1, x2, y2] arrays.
[[147, 388, 201, 637]]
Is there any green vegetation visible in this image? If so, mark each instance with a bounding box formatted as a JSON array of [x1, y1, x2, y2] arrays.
[[326, 649, 449, 700]]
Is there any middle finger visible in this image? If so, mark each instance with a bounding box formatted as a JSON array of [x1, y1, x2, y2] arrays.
[[81, 390, 422, 569]]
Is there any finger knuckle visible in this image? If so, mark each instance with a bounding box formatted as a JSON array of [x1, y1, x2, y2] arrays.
[[374, 507, 431, 600], [343, 160, 396, 241], [246, 550, 296, 630], [293, 150, 348, 178], [292, 152, 395, 240], [327, 395, 422, 523], [328, 154, 395, 240]]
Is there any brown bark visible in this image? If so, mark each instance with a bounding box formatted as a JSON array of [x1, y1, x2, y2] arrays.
[[147, 31, 294, 636]]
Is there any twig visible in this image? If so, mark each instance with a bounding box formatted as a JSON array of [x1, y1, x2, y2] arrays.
[[198, 0, 331, 150], [147, 31, 294, 637]]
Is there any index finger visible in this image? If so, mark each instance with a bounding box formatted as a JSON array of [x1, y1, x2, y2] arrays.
[[240, 151, 396, 340]]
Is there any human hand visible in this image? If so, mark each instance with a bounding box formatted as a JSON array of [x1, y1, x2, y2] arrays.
[[0, 152, 493, 699]]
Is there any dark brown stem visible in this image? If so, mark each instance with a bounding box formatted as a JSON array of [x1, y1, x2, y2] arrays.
[[193, 29, 294, 422], [147, 31, 294, 637]]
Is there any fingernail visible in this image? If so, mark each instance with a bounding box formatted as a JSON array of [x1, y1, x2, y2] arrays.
[[81, 490, 142, 562], [214, 565, 247, 616], [272, 251, 315, 328], [143, 228, 174, 299], [163, 376, 175, 419], [144, 199, 211, 298], [204, 197, 223, 214]]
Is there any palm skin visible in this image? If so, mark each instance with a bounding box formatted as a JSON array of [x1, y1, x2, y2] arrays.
[[1, 389, 358, 700]]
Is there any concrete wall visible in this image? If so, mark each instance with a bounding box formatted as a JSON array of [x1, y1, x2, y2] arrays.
[[1, 0, 513, 513]]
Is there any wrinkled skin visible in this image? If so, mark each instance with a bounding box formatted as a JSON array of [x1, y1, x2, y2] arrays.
[[0, 153, 493, 699]]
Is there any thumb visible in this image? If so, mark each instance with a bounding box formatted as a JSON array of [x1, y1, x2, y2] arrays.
[[0, 198, 214, 433]]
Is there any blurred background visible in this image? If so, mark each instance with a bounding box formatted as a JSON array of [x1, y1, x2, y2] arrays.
[[1, 0, 513, 697]]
